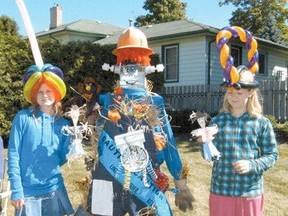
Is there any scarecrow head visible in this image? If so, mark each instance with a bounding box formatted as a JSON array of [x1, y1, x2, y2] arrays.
[[102, 27, 164, 89], [77, 77, 101, 102]]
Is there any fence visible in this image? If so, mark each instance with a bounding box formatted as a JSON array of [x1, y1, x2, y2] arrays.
[[162, 80, 288, 121]]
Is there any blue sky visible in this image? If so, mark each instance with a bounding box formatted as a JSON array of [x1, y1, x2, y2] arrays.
[[1, 0, 236, 35]]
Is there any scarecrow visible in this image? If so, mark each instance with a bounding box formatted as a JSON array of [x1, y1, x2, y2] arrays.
[[190, 111, 220, 162], [64, 77, 102, 126], [86, 27, 194, 216], [63, 77, 102, 152]]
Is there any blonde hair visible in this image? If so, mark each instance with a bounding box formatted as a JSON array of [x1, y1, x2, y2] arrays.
[[220, 65, 263, 117], [221, 89, 262, 117]]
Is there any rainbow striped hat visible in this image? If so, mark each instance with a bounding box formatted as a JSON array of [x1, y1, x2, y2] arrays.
[[22, 64, 66, 104]]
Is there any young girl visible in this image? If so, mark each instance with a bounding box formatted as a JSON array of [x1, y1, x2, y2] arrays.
[[8, 64, 74, 216], [201, 65, 278, 216]]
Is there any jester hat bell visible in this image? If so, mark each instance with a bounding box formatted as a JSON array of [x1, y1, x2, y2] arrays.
[[22, 64, 66, 104]]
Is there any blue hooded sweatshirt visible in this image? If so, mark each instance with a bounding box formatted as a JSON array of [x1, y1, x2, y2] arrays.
[[8, 107, 71, 200]]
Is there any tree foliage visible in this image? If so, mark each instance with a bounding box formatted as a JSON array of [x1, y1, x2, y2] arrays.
[[0, 37, 118, 141], [40, 40, 119, 94], [0, 36, 162, 143], [0, 16, 19, 36], [0, 33, 32, 140], [219, 0, 288, 45], [135, 0, 187, 27]]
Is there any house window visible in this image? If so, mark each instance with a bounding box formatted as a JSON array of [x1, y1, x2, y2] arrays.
[[258, 53, 266, 74], [162, 44, 178, 82], [231, 45, 242, 67]]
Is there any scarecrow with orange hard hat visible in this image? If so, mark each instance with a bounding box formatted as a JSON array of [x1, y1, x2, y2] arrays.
[[85, 27, 195, 216]]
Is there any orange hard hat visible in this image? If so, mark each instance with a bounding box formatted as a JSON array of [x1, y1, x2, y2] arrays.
[[113, 27, 154, 66]]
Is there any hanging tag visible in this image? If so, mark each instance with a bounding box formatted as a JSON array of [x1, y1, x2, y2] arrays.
[[114, 129, 149, 172], [91, 180, 113, 215]]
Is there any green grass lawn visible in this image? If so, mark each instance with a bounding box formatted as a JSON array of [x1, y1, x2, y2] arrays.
[[169, 134, 288, 216], [4, 134, 288, 216]]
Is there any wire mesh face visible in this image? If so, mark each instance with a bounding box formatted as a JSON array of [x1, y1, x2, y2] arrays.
[[119, 64, 147, 88]]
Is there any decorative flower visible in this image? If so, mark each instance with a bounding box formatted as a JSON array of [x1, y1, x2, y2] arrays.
[[132, 102, 149, 119], [153, 133, 167, 151], [108, 108, 121, 123], [65, 105, 85, 126], [114, 87, 124, 95], [154, 169, 169, 191]]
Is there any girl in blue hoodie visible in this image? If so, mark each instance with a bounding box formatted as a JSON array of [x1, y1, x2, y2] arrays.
[[8, 64, 74, 216]]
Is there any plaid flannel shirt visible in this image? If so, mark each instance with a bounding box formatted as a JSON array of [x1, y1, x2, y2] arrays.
[[208, 112, 278, 197]]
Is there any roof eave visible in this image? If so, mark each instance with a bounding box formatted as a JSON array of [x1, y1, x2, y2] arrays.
[[147, 29, 218, 42], [37, 28, 108, 38]]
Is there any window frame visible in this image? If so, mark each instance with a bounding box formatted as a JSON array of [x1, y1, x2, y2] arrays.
[[162, 44, 179, 83], [231, 45, 242, 67], [258, 52, 267, 75]]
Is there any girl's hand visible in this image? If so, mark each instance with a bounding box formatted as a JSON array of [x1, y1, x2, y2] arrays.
[[11, 199, 25, 209], [195, 127, 216, 143], [233, 160, 251, 174]]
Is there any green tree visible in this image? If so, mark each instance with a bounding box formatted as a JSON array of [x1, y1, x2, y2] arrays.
[[40, 40, 119, 94], [135, 0, 187, 27], [219, 0, 288, 45], [0, 33, 32, 140], [0, 37, 162, 143], [0, 16, 19, 36], [261, 13, 283, 44], [40, 39, 163, 95]]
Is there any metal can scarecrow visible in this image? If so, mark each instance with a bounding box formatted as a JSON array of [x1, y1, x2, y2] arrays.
[[87, 27, 195, 216]]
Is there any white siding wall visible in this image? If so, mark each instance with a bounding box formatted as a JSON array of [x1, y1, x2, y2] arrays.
[[266, 53, 288, 81], [208, 41, 288, 85], [151, 38, 288, 86], [39, 32, 98, 43], [150, 36, 207, 87], [209, 40, 224, 85], [180, 37, 206, 86]]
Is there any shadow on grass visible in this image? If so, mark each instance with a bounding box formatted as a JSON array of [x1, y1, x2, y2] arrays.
[[275, 129, 288, 145], [175, 133, 200, 153]]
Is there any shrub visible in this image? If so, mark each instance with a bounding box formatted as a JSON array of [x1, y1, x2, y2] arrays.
[[167, 109, 195, 134]]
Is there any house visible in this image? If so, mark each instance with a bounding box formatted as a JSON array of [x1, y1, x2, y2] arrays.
[[96, 20, 288, 87], [37, 5, 288, 87], [35, 4, 124, 43]]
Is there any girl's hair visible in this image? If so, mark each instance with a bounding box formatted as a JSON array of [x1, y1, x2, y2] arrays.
[[220, 89, 263, 117], [220, 65, 263, 117]]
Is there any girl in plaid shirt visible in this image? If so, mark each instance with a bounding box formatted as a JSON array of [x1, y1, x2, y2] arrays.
[[201, 66, 279, 216]]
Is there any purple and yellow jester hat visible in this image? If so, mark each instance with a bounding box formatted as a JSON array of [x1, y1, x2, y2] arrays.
[[22, 64, 66, 104]]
